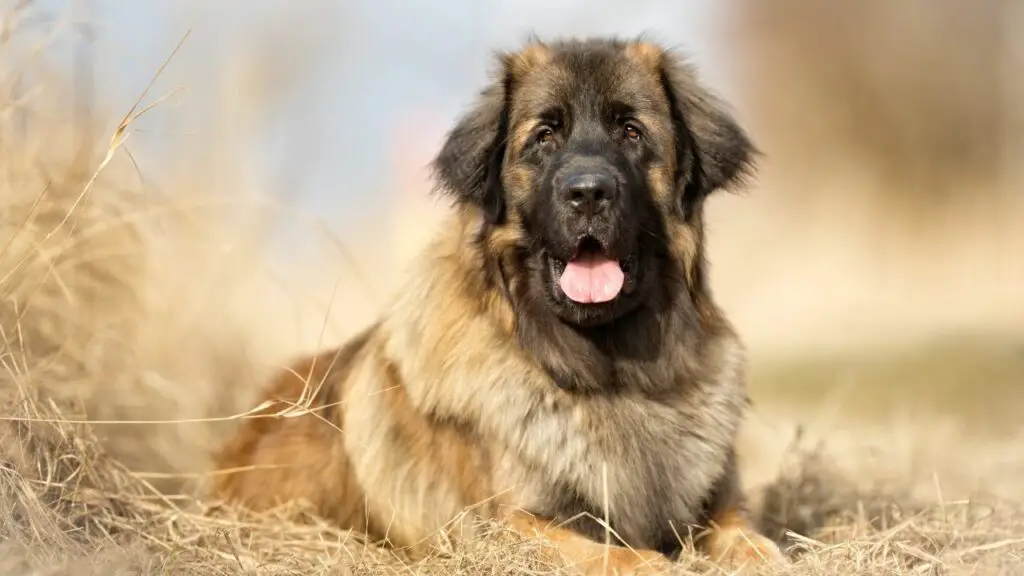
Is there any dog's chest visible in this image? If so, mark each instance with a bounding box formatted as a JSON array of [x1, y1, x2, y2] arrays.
[[488, 388, 741, 548]]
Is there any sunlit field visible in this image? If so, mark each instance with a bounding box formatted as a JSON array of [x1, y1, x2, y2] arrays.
[[2, 2, 1022, 574]]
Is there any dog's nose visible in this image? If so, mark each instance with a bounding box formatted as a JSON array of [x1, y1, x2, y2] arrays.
[[563, 172, 617, 217]]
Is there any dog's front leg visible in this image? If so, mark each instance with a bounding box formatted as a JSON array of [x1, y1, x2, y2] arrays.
[[703, 504, 787, 569], [505, 511, 669, 575]]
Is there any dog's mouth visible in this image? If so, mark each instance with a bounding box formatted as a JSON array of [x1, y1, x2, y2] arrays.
[[550, 236, 637, 305]]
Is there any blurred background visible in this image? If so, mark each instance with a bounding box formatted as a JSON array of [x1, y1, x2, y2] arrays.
[[5, 0, 1022, 484]]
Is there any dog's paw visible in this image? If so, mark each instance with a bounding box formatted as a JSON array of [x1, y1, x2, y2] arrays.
[[573, 545, 671, 576], [707, 527, 788, 571]]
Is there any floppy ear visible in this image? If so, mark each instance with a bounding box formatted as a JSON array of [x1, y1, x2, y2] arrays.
[[657, 49, 757, 218], [431, 60, 513, 225]]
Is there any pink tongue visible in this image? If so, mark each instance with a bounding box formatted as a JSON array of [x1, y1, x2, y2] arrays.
[[558, 252, 625, 304]]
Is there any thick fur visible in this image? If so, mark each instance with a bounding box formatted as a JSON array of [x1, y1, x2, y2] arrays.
[[213, 37, 785, 574]]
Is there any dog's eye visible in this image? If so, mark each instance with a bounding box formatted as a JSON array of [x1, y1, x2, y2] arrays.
[[623, 123, 642, 141], [536, 127, 555, 145]]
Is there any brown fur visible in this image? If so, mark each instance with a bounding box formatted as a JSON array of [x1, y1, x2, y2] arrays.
[[212, 36, 787, 574]]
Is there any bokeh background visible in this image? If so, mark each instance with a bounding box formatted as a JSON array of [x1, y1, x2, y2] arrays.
[[46, 3, 1023, 337], [2, 1, 1023, 572]]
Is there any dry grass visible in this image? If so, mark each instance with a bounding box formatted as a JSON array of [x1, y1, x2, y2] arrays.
[[3, 390, 1024, 576], [2, 4, 1024, 576]]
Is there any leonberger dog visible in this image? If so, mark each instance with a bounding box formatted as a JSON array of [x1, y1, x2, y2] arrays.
[[213, 36, 787, 574]]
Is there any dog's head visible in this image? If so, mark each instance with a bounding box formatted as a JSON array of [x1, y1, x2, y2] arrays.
[[433, 37, 755, 328]]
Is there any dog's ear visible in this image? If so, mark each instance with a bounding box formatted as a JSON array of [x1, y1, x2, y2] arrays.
[[431, 58, 514, 225], [655, 47, 758, 217]]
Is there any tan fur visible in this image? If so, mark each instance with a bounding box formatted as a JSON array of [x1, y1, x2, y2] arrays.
[[703, 506, 789, 568], [506, 41, 553, 76], [212, 37, 785, 575], [624, 41, 664, 73]]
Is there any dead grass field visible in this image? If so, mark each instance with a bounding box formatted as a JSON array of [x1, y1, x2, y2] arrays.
[[3, 6, 1024, 576]]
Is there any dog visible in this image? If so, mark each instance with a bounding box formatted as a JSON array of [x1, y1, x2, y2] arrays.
[[212, 36, 787, 574]]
